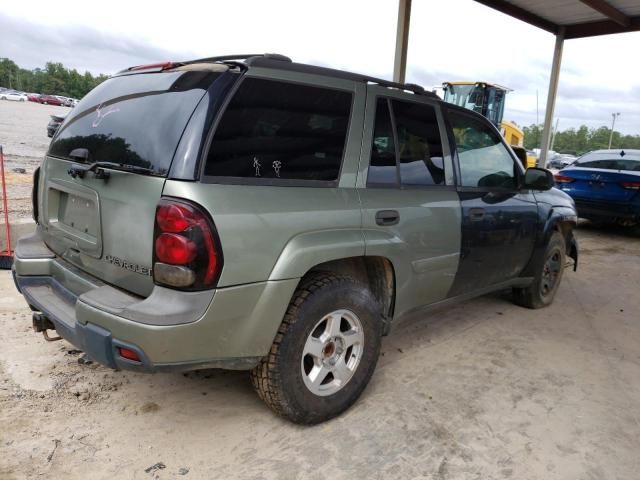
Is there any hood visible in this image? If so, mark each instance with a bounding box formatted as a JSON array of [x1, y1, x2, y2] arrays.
[[533, 186, 576, 210]]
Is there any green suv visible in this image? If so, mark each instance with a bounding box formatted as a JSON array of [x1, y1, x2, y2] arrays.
[[13, 54, 578, 424]]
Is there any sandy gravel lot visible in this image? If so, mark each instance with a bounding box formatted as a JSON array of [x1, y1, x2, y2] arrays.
[[1, 224, 639, 479], [0, 100, 69, 220]]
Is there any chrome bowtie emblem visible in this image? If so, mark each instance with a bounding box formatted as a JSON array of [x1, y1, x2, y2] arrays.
[[591, 174, 601, 181]]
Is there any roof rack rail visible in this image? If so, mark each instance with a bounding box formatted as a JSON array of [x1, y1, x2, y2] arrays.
[[183, 53, 292, 65], [117, 54, 435, 98], [365, 78, 430, 96], [244, 56, 435, 98]]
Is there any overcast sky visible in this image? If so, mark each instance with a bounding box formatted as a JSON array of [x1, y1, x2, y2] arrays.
[[1, 0, 639, 134]]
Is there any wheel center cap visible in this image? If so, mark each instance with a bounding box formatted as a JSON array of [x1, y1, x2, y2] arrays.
[[323, 342, 336, 358], [322, 337, 344, 361]]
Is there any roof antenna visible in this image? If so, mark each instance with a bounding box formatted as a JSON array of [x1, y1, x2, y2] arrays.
[[620, 150, 626, 157]]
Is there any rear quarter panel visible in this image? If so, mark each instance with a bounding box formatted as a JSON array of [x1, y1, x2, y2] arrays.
[[162, 182, 364, 286]]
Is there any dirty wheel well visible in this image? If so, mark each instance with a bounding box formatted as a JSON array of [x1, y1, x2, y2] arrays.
[[307, 257, 395, 331]]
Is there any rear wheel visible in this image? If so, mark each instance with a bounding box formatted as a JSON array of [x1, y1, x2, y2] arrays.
[[512, 231, 566, 309], [251, 272, 383, 424]]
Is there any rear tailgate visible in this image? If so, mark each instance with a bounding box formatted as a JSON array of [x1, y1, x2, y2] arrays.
[[40, 69, 222, 296]]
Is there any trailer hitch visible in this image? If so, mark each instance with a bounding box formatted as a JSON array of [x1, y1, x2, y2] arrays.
[[32, 312, 62, 342]]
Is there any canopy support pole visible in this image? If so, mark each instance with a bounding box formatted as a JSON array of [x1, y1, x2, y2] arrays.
[[538, 27, 565, 167], [393, 0, 412, 83]]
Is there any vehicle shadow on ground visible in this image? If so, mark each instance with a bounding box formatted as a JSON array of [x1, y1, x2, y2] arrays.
[[376, 290, 512, 369], [132, 290, 516, 421]]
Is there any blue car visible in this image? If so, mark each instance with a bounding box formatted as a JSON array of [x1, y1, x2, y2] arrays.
[[554, 149, 640, 226]]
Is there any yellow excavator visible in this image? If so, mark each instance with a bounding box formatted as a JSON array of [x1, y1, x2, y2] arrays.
[[442, 82, 536, 168]]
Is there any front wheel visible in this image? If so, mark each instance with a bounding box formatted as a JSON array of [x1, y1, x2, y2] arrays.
[[251, 272, 383, 424], [512, 231, 566, 309]]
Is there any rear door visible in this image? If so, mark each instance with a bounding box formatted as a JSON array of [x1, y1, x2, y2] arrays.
[[358, 87, 461, 317], [445, 107, 538, 295], [40, 69, 225, 296]]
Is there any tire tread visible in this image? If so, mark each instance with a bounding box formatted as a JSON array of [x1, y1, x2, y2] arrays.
[[250, 272, 348, 420]]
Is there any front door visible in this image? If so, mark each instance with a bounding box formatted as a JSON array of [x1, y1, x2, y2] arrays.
[[445, 107, 538, 296]]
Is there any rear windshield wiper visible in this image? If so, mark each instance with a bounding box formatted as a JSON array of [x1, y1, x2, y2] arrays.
[[88, 161, 155, 175], [68, 161, 156, 180]]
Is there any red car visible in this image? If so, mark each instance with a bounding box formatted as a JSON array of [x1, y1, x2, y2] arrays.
[[38, 95, 64, 106], [27, 94, 41, 103]]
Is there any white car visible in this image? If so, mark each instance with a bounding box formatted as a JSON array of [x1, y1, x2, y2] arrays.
[[0, 91, 28, 102]]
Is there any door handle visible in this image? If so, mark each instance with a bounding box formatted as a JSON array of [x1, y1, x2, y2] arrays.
[[375, 210, 400, 226], [469, 207, 485, 221]]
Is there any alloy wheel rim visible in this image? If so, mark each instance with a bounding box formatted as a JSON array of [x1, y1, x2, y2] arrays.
[[301, 309, 364, 397]]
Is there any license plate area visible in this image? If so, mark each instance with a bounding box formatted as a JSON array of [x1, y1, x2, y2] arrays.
[[58, 192, 98, 236], [44, 180, 102, 258]]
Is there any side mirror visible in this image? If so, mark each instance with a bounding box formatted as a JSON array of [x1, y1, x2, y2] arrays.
[[523, 167, 553, 191]]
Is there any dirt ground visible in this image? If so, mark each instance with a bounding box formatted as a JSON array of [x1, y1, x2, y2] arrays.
[[1, 223, 639, 479], [0, 100, 69, 220]]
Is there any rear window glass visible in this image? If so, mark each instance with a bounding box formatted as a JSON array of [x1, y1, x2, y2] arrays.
[[204, 78, 352, 182], [49, 71, 220, 176], [575, 157, 640, 171]]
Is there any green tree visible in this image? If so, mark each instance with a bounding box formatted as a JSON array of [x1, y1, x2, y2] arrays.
[[0, 57, 107, 98], [523, 123, 640, 155]]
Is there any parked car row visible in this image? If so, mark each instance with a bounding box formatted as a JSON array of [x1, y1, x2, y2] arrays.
[[0, 88, 77, 106], [547, 153, 578, 169], [0, 90, 28, 101]]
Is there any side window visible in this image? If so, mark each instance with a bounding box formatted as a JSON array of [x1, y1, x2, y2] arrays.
[[448, 109, 518, 189], [393, 100, 445, 186], [368, 98, 397, 185], [367, 97, 446, 187], [205, 78, 352, 182]]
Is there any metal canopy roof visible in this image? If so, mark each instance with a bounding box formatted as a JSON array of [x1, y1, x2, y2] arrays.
[[474, 0, 640, 38]]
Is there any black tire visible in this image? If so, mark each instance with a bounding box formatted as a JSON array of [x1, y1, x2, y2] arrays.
[[251, 272, 383, 424], [512, 231, 566, 309]]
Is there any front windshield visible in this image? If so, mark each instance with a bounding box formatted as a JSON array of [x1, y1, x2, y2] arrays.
[[443, 84, 479, 111]]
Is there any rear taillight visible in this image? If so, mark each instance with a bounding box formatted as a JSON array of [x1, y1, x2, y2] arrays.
[[554, 174, 575, 184], [153, 198, 222, 290], [621, 181, 640, 190]]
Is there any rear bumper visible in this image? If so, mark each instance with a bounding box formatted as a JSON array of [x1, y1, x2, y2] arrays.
[[573, 198, 640, 220], [13, 230, 298, 372]]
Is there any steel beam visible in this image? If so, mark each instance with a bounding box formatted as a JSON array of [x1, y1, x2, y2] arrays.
[[393, 0, 412, 84], [578, 0, 630, 27], [538, 28, 565, 168], [565, 16, 640, 38], [472, 0, 557, 33]]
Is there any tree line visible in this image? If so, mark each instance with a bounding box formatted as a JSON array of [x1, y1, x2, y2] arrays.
[[523, 124, 640, 155], [0, 58, 108, 99]]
